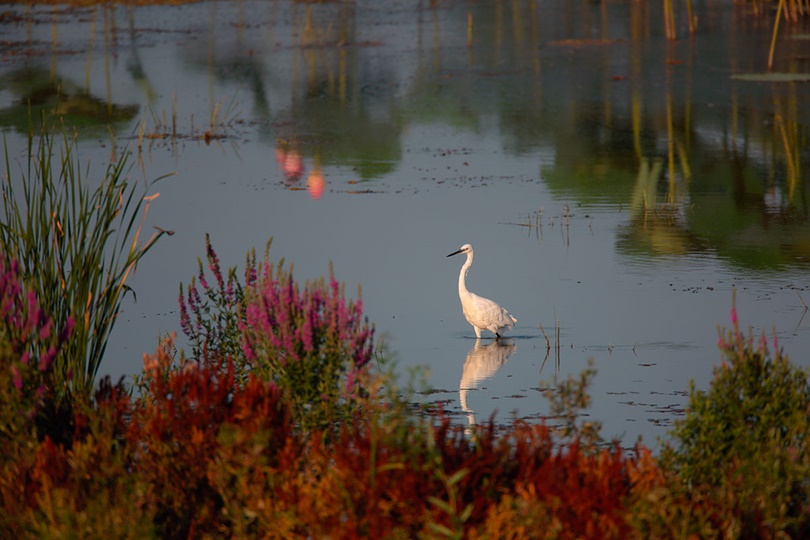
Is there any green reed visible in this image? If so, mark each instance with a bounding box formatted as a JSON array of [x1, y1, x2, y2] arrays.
[[0, 123, 170, 400]]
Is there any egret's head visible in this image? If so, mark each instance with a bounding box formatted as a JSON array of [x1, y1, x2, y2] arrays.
[[446, 244, 473, 258]]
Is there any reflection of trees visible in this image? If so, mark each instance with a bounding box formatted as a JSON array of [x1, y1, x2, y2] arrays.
[[610, 99, 810, 268], [179, 3, 402, 181], [277, 92, 403, 181], [610, 139, 810, 268], [457, 1, 810, 269], [9, 1, 810, 265], [0, 68, 138, 135], [124, 0, 810, 217], [178, 1, 809, 265], [0, 4, 144, 136], [246, 0, 810, 267], [459, 339, 515, 430]]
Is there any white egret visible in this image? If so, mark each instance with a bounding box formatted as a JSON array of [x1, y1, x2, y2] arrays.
[[447, 244, 517, 339]]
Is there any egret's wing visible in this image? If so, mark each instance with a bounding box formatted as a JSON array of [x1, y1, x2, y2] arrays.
[[464, 293, 516, 329]]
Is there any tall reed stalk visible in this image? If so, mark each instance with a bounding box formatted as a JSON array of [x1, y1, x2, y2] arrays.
[[768, 0, 785, 70], [0, 123, 170, 400], [663, 0, 676, 40]]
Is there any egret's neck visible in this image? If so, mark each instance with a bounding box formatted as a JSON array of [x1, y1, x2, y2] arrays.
[[458, 253, 473, 296]]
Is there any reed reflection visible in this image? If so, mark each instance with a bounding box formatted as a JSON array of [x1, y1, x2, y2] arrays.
[[459, 339, 516, 431]]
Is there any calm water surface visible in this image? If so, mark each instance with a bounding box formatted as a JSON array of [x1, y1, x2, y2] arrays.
[[2, 0, 810, 448]]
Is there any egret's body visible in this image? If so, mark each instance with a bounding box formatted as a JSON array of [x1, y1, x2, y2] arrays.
[[447, 244, 517, 339]]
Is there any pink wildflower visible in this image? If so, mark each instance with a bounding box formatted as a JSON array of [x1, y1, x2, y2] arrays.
[[246, 266, 258, 287], [179, 289, 191, 337], [198, 267, 209, 290], [345, 369, 357, 393], [10, 366, 22, 391], [39, 318, 53, 340], [243, 343, 256, 363], [40, 346, 57, 371], [207, 238, 224, 291], [225, 282, 234, 303]]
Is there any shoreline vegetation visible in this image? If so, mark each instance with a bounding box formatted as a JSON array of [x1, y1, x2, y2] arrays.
[[1, 125, 810, 537]]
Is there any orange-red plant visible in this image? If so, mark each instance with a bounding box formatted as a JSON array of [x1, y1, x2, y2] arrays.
[[129, 340, 295, 538]]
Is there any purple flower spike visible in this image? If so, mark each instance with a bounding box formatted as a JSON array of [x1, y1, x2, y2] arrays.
[[10, 366, 22, 391], [225, 282, 234, 303], [206, 236, 224, 291], [179, 289, 191, 338], [40, 346, 57, 371], [198, 267, 209, 290], [39, 318, 53, 340]]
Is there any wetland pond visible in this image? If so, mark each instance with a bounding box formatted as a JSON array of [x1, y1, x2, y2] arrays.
[[2, 0, 810, 449]]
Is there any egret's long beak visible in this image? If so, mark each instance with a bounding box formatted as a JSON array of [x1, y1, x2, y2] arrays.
[[447, 249, 463, 257]]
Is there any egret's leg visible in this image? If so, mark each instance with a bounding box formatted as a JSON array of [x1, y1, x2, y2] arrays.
[[474, 326, 481, 339], [495, 332, 501, 340]]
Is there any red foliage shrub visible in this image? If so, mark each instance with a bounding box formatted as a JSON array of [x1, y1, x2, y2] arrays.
[[263, 413, 639, 539], [129, 339, 295, 538]]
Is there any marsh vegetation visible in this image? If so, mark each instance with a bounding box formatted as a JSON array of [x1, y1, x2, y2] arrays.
[[2, 1, 810, 536]]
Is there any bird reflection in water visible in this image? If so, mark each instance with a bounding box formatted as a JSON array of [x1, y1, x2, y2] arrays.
[[459, 339, 517, 432]]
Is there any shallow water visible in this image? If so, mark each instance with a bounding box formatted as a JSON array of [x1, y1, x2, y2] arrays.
[[2, 0, 810, 448]]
